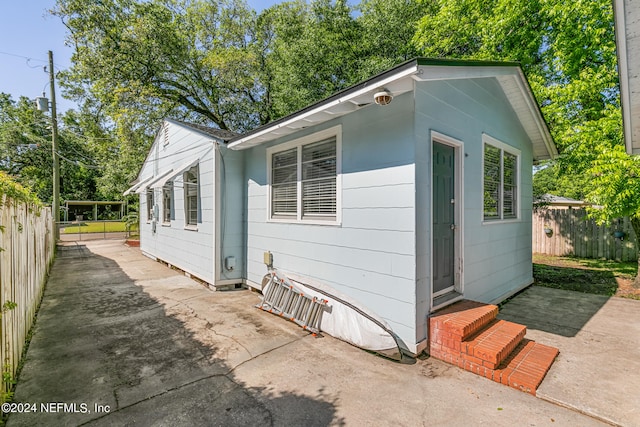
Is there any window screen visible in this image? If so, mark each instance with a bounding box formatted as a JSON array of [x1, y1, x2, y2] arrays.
[[162, 183, 172, 223], [483, 142, 518, 221], [184, 165, 198, 226], [270, 132, 339, 222], [271, 148, 297, 216], [301, 138, 336, 217]]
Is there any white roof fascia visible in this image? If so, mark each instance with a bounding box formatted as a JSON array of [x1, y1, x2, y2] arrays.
[[513, 69, 557, 159], [412, 64, 517, 81], [226, 62, 556, 159], [227, 65, 419, 150]]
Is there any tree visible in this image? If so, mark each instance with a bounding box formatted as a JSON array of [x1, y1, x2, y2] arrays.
[[257, 0, 362, 117], [0, 93, 104, 204], [414, 0, 640, 282], [0, 94, 54, 203], [413, 0, 618, 138], [532, 163, 590, 202], [53, 0, 263, 133], [355, 0, 433, 78]]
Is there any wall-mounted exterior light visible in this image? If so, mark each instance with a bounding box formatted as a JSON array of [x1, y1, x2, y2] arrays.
[[374, 89, 393, 105]]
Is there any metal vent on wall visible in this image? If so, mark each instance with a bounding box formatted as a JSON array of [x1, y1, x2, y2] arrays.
[[163, 122, 170, 146]]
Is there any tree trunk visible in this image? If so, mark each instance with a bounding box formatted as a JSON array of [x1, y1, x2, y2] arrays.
[[630, 217, 640, 288]]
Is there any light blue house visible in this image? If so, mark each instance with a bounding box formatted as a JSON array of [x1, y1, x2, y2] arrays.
[[129, 58, 557, 355], [124, 119, 244, 287]]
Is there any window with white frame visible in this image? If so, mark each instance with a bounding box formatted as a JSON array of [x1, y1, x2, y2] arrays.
[[162, 183, 172, 224], [483, 136, 519, 221], [269, 127, 339, 222], [146, 189, 154, 222], [184, 165, 199, 226]]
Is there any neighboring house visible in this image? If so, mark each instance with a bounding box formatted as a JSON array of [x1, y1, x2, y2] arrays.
[[127, 58, 557, 355], [535, 194, 586, 209], [614, 0, 640, 155]]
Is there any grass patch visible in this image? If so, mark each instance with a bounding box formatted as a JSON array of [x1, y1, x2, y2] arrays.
[[533, 254, 638, 297], [62, 221, 127, 234]]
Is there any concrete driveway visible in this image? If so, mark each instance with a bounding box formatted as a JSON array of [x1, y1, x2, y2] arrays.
[[6, 240, 614, 426]]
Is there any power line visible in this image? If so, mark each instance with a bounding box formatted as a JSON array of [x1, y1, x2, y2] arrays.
[[62, 127, 117, 141], [55, 150, 103, 170], [0, 50, 47, 63], [0, 50, 67, 71]]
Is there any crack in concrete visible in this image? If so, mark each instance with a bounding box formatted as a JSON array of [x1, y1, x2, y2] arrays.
[[156, 294, 258, 360], [77, 333, 306, 426], [226, 334, 309, 375]]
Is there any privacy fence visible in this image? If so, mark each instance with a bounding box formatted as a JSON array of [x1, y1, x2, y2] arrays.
[[533, 208, 637, 261], [0, 196, 55, 402]]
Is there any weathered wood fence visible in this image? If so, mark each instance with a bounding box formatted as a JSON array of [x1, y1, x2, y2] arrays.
[[533, 208, 637, 261], [0, 196, 55, 401]]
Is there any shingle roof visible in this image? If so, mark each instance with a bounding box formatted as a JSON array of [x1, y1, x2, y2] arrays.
[[170, 119, 238, 142]]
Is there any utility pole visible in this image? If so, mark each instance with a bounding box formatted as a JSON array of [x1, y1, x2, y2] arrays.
[[49, 50, 60, 241]]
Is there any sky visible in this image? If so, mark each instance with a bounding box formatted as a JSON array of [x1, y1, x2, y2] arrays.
[[0, 0, 281, 113]]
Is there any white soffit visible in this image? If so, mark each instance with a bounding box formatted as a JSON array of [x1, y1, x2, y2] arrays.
[[497, 73, 557, 161], [413, 64, 516, 81], [228, 60, 556, 160], [228, 65, 419, 150]]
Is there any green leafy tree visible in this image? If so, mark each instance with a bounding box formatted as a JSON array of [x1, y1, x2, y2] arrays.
[[355, 0, 433, 77], [414, 0, 640, 281], [0, 93, 105, 205], [54, 0, 262, 132], [255, 0, 361, 117], [413, 0, 618, 139], [532, 163, 590, 202], [0, 94, 54, 202]]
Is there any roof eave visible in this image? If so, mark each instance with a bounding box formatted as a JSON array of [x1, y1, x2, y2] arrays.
[[165, 118, 234, 143], [515, 68, 558, 161], [228, 59, 421, 150], [227, 58, 557, 160]]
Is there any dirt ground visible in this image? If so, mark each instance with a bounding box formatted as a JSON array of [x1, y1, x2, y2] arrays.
[[612, 276, 640, 298]]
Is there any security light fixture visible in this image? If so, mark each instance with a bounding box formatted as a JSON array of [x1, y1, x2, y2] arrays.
[[374, 89, 393, 105]]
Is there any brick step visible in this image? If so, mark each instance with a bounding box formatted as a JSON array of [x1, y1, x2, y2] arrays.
[[462, 320, 527, 369], [501, 340, 559, 394], [429, 339, 558, 395], [428, 299, 559, 395], [429, 300, 499, 342]]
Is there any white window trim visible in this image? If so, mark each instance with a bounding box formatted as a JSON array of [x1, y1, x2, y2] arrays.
[[162, 184, 172, 226], [146, 189, 154, 223], [183, 165, 199, 229], [481, 133, 521, 224], [266, 125, 342, 225]]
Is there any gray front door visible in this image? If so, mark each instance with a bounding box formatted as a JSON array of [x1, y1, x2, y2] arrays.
[[432, 142, 455, 296]]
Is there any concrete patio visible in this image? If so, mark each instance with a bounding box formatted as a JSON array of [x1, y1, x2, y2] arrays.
[[5, 239, 636, 426]]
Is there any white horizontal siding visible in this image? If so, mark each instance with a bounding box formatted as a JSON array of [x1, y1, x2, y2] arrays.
[[244, 93, 418, 349], [414, 78, 534, 314], [139, 121, 215, 283]]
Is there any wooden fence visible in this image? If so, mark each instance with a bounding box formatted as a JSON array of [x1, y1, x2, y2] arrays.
[[0, 196, 55, 401], [533, 208, 637, 261]]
